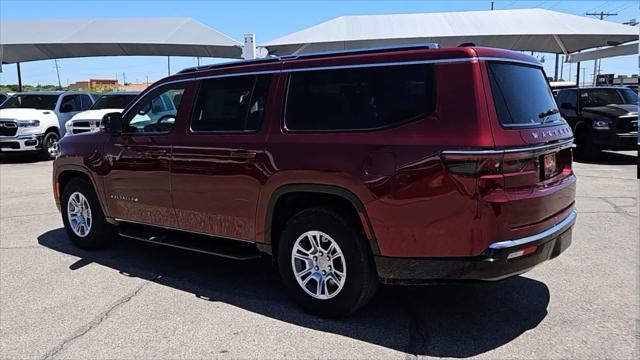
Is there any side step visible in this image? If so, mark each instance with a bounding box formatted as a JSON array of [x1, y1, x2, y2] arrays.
[[117, 223, 262, 260]]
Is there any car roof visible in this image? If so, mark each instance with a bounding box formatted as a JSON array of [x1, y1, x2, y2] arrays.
[[13, 91, 91, 95], [100, 91, 141, 95]]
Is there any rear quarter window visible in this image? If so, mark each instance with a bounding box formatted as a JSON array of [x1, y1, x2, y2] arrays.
[[488, 62, 562, 127], [285, 64, 436, 131]]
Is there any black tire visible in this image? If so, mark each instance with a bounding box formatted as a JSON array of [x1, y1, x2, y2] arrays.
[[60, 177, 114, 249], [40, 131, 59, 160], [575, 128, 601, 160], [277, 207, 378, 317]]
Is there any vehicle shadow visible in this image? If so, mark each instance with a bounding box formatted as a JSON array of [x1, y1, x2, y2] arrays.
[[38, 228, 550, 357], [0, 153, 48, 164], [574, 150, 637, 165]]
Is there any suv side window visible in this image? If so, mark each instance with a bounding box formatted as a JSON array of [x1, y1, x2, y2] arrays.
[[80, 94, 93, 110], [60, 95, 82, 113], [285, 64, 436, 131], [124, 83, 186, 134], [190, 75, 270, 132]]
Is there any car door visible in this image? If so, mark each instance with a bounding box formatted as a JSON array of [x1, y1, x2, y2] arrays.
[[170, 74, 273, 241], [101, 82, 188, 227], [558, 89, 579, 129]]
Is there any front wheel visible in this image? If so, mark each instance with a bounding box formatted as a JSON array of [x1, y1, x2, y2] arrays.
[[40, 132, 59, 160], [277, 207, 378, 317], [61, 177, 114, 249]]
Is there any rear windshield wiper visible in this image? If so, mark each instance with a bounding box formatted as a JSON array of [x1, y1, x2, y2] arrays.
[[538, 108, 559, 122]]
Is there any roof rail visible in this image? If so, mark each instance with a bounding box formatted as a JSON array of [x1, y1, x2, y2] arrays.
[[177, 56, 281, 74], [279, 43, 440, 60]]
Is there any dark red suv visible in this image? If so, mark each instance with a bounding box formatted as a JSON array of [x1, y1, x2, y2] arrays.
[[53, 45, 577, 316]]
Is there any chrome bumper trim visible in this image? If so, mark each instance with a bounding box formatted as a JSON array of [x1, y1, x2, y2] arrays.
[[489, 209, 577, 250]]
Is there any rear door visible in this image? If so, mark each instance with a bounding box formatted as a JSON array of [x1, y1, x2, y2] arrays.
[[480, 60, 575, 241], [170, 74, 274, 241]]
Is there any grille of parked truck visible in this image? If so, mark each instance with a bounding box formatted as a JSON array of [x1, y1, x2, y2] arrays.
[[52, 44, 577, 316]]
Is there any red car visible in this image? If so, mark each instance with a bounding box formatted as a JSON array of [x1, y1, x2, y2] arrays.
[[53, 44, 577, 316]]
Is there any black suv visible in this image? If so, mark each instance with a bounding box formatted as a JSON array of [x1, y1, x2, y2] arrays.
[[556, 86, 638, 158]]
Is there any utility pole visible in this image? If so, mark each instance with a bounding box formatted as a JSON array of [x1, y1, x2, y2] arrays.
[[54, 59, 62, 90], [490, 1, 494, 10], [16, 63, 22, 92], [122, 72, 126, 85], [586, 11, 617, 86], [167, 56, 171, 76]]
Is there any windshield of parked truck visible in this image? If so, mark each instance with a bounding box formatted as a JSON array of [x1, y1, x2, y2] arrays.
[[580, 88, 638, 107], [0, 94, 58, 110], [488, 62, 562, 127], [90, 94, 138, 110]]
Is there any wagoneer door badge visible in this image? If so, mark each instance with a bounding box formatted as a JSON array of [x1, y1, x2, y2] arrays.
[[109, 194, 139, 202]]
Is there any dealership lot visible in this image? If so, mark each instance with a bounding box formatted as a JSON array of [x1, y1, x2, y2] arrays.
[[0, 151, 637, 359]]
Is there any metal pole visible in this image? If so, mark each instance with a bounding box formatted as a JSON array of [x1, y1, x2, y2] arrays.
[[592, 59, 598, 86], [16, 62, 22, 92], [54, 59, 62, 90], [554, 53, 559, 81], [575, 62, 580, 88], [560, 55, 564, 80], [491, 1, 494, 10], [167, 56, 171, 76]]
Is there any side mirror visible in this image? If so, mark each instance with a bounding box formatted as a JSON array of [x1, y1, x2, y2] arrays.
[[102, 112, 123, 134], [560, 102, 575, 109]]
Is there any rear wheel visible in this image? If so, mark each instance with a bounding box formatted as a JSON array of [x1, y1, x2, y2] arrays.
[[61, 177, 114, 249], [40, 131, 59, 160], [277, 207, 378, 317]]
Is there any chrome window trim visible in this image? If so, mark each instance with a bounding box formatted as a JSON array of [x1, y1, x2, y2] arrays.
[[441, 138, 574, 156], [489, 209, 577, 250]]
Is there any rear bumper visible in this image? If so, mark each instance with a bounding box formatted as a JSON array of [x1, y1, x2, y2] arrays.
[[592, 132, 638, 151], [375, 209, 577, 284]]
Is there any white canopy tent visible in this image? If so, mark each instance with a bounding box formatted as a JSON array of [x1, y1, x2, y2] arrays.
[[0, 18, 244, 90], [0, 18, 243, 63], [262, 9, 638, 56]]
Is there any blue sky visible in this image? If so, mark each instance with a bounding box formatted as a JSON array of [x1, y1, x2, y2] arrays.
[[0, 0, 638, 86]]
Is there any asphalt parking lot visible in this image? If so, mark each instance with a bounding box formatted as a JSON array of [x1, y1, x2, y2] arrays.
[[0, 151, 638, 359]]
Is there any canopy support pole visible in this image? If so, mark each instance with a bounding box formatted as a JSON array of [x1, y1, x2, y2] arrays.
[[552, 34, 569, 56], [167, 56, 171, 76], [576, 62, 581, 88], [554, 53, 559, 81], [16, 62, 22, 92]]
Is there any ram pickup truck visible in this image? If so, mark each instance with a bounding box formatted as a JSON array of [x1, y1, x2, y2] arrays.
[[0, 91, 94, 159], [65, 91, 140, 135]]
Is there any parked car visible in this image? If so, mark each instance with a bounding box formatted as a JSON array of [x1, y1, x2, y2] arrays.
[[65, 91, 140, 135], [53, 45, 577, 316], [556, 86, 638, 158], [0, 93, 9, 105], [0, 91, 94, 158]]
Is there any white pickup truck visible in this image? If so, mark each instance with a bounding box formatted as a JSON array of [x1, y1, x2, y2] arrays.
[[65, 91, 140, 135], [0, 91, 95, 159]]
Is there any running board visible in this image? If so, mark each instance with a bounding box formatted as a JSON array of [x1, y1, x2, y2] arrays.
[[117, 223, 261, 260]]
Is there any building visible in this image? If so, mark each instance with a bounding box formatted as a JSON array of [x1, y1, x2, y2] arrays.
[[67, 78, 149, 91]]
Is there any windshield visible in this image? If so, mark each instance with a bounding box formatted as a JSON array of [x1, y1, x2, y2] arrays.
[[580, 88, 639, 107], [618, 88, 638, 105], [488, 62, 562, 127], [90, 94, 138, 110], [0, 94, 58, 110]]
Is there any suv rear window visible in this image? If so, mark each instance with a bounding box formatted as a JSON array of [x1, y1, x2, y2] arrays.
[[488, 62, 562, 127], [285, 64, 436, 131]]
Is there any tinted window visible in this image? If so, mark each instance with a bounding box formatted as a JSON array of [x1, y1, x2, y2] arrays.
[[285, 64, 435, 131], [80, 95, 93, 110], [91, 94, 138, 110], [0, 94, 58, 110], [60, 95, 82, 113], [618, 88, 638, 105], [191, 75, 270, 132], [579, 89, 625, 107], [489, 62, 561, 126], [124, 83, 185, 134]]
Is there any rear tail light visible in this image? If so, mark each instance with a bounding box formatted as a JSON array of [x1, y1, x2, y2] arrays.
[[441, 152, 536, 178]]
